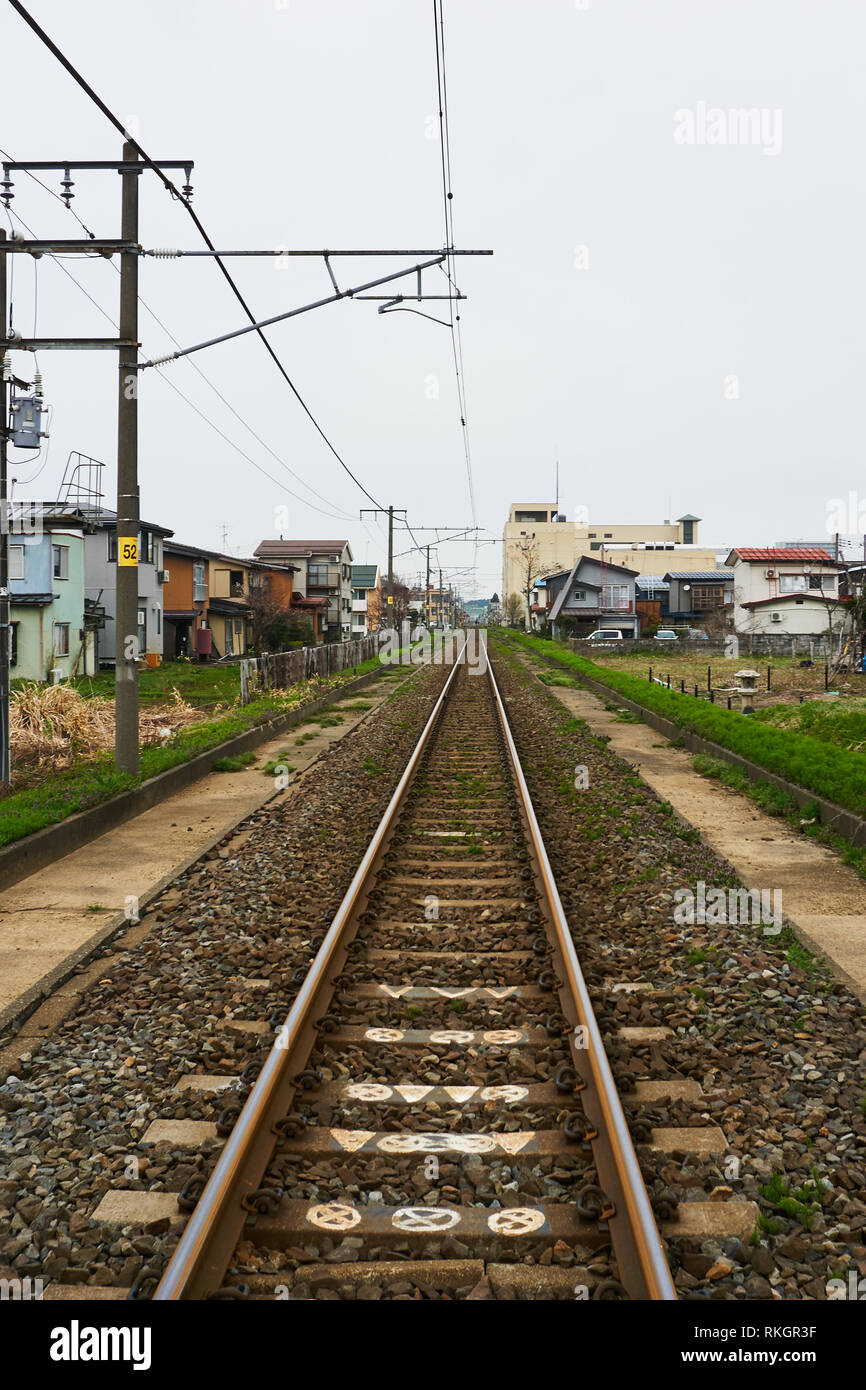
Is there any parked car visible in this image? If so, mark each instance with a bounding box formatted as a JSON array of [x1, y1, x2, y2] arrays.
[[585, 629, 623, 643], [653, 629, 678, 641], [686, 628, 709, 641]]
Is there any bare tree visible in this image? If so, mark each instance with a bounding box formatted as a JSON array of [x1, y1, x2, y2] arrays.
[[505, 592, 524, 627], [513, 538, 542, 629]]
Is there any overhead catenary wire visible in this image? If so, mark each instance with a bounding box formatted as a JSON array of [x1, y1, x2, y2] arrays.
[[7, 0, 387, 512], [432, 0, 477, 535], [3, 203, 361, 525], [1, 145, 361, 525]]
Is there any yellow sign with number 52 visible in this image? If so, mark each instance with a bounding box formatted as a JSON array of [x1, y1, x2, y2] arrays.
[[118, 538, 139, 567]]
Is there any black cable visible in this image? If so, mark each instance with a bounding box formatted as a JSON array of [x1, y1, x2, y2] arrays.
[[7, 0, 386, 511]]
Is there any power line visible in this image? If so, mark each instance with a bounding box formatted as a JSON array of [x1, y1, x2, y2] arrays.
[[7, 0, 386, 511], [3, 204, 360, 524], [0, 143, 362, 523], [433, 0, 477, 531]]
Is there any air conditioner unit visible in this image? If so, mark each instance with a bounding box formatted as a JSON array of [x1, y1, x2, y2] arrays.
[[49, 668, 63, 684], [765, 568, 776, 578], [771, 613, 782, 622], [159, 568, 170, 584]]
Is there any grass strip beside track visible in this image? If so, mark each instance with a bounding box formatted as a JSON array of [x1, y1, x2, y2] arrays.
[[499, 632, 866, 819], [0, 655, 385, 849]]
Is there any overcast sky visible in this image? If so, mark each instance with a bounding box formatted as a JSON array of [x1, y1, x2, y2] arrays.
[[2, 0, 864, 596]]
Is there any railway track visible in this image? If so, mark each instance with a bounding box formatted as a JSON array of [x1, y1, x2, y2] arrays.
[[146, 644, 678, 1301]]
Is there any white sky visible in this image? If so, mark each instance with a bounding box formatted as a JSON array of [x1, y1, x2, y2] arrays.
[[2, 0, 864, 598]]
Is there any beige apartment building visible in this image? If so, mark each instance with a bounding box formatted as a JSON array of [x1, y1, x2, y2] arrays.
[[502, 503, 718, 609]]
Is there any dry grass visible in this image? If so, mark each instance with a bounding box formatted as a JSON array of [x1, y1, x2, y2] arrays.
[[11, 682, 205, 770]]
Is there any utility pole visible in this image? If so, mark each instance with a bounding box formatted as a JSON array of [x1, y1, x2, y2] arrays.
[[360, 506, 406, 624], [388, 505, 394, 610], [425, 545, 431, 628], [116, 142, 140, 775], [0, 229, 8, 790], [0, 151, 194, 776]]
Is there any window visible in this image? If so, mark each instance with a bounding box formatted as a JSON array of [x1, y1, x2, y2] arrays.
[[142, 531, 154, 564], [353, 588, 366, 601], [572, 588, 587, 602], [10, 623, 18, 668], [590, 542, 601, 551], [225, 619, 234, 656], [193, 561, 207, 602], [693, 585, 725, 611], [229, 570, 244, 597], [10, 546, 25, 581], [780, 575, 807, 593], [588, 532, 596, 538], [234, 618, 243, 635], [603, 533, 612, 539], [602, 584, 629, 610], [682, 521, 694, 544], [308, 563, 329, 587], [53, 622, 70, 657], [156, 608, 161, 635], [808, 574, 835, 591], [153, 539, 160, 569], [108, 532, 117, 562], [52, 544, 69, 580], [137, 607, 146, 656]]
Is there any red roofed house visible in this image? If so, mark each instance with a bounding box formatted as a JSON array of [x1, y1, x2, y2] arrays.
[[725, 547, 847, 640]]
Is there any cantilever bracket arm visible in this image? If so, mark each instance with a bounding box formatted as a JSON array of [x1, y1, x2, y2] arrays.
[[141, 255, 448, 368]]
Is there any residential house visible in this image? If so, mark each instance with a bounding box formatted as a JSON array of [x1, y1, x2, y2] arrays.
[[634, 575, 670, 626], [350, 563, 382, 635], [164, 541, 303, 658], [9, 502, 104, 680], [82, 507, 173, 667], [726, 548, 845, 638], [663, 570, 734, 624], [162, 541, 219, 659], [546, 555, 640, 637], [253, 539, 353, 641]]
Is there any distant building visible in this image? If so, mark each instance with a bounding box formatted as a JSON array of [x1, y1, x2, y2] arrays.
[[350, 564, 382, 635], [254, 539, 353, 641], [503, 503, 719, 621]]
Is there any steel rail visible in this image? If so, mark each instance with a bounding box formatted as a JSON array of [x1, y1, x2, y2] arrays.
[[154, 647, 466, 1300], [485, 658, 677, 1300]]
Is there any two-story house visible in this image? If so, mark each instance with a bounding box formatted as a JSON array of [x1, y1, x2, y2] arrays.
[[164, 541, 302, 658], [350, 564, 382, 635], [663, 570, 734, 624], [9, 502, 104, 680], [253, 539, 353, 641], [726, 547, 845, 638], [82, 507, 173, 667], [546, 555, 640, 637]]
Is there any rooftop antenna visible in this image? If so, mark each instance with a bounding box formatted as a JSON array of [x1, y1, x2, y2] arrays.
[[555, 457, 559, 513]]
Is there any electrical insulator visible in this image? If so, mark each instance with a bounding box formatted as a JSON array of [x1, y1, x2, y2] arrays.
[[60, 167, 75, 207], [182, 166, 194, 200], [0, 171, 13, 207]]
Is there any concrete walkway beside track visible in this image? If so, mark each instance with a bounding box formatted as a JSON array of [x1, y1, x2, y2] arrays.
[[0, 669, 407, 1033], [517, 652, 866, 1001]]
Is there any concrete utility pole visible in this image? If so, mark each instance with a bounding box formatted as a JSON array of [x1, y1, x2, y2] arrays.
[[0, 229, 8, 790], [360, 506, 406, 624], [115, 142, 140, 775], [425, 545, 431, 628], [0, 150, 193, 776]]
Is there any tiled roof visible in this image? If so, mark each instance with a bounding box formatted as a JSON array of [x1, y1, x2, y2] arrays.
[[727, 548, 837, 564], [663, 571, 733, 581], [741, 594, 846, 609], [255, 539, 349, 556]]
